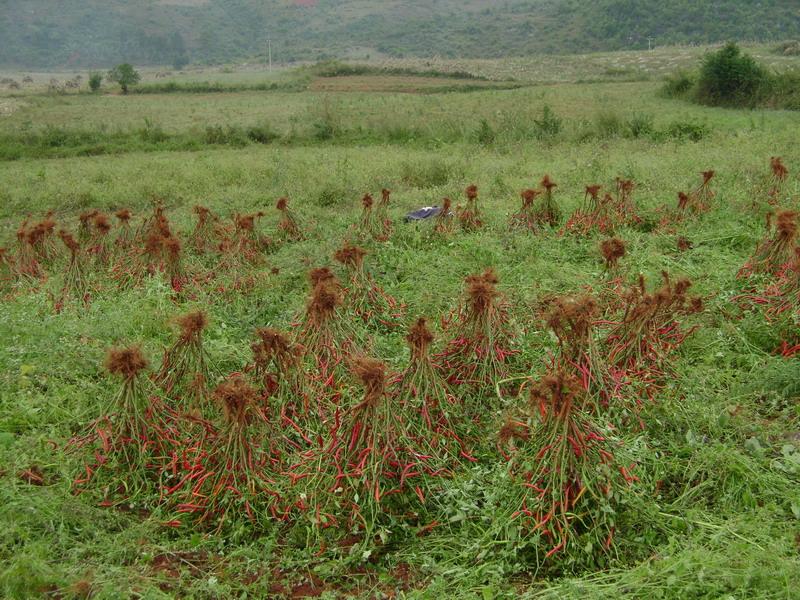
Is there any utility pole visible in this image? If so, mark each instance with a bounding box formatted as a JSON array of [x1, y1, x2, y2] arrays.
[[264, 32, 272, 72]]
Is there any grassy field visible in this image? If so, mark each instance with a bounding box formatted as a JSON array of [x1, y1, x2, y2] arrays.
[[1, 50, 799, 598]]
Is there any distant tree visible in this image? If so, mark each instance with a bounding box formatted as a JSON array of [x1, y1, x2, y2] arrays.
[[88, 71, 102, 92], [107, 63, 141, 94]]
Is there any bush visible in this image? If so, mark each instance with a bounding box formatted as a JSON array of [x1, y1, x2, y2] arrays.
[[474, 119, 496, 145], [594, 111, 623, 138], [204, 125, 248, 146], [138, 119, 169, 143], [245, 123, 278, 144], [532, 104, 562, 140], [88, 72, 102, 92], [664, 120, 709, 142], [661, 70, 695, 98], [626, 113, 655, 138], [695, 43, 768, 107]]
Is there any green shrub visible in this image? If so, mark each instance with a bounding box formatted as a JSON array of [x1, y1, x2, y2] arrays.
[[661, 70, 695, 98], [594, 111, 623, 138], [138, 119, 169, 143], [626, 113, 655, 138], [88, 72, 102, 92], [474, 119, 496, 145], [399, 158, 454, 188], [532, 104, 562, 140], [205, 125, 248, 146], [664, 120, 710, 142], [245, 123, 278, 144], [695, 43, 768, 107]]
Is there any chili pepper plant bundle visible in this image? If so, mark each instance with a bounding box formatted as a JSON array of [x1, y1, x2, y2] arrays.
[[27, 215, 59, 265], [250, 327, 320, 450], [738, 210, 798, 278], [89, 213, 113, 267], [54, 230, 89, 312], [375, 188, 393, 241], [534, 175, 561, 227], [510, 189, 542, 231], [333, 242, 405, 330], [14, 220, 44, 280], [545, 294, 629, 409], [188, 205, 217, 254], [393, 318, 471, 463], [70, 346, 176, 501], [457, 184, 483, 231], [688, 170, 715, 213], [155, 310, 215, 409], [768, 156, 789, 203], [357, 193, 381, 239], [433, 197, 455, 236], [295, 267, 361, 380], [439, 268, 517, 398], [499, 372, 632, 559], [288, 357, 449, 538], [604, 273, 703, 387], [78, 210, 99, 244], [276, 197, 304, 242], [164, 374, 283, 530], [114, 209, 133, 251]]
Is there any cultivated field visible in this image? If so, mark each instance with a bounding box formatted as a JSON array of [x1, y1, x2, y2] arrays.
[[1, 48, 799, 598]]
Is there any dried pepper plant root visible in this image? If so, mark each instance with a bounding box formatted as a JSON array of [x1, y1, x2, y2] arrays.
[[534, 175, 561, 227], [334, 242, 405, 330], [54, 230, 89, 312], [457, 184, 483, 231], [164, 374, 283, 531], [500, 372, 632, 559], [509, 189, 542, 231], [439, 269, 517, 398], [155, 311, 215, 409], [70, 346, 175, 501], [739, 210, 798, 278], [276, 197, 304, 242]]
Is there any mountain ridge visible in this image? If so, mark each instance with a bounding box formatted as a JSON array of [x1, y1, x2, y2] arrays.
[[1, 0, 798, 68]]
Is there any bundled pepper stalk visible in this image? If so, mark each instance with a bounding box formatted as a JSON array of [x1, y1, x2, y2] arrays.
[[499, 372, 633, 559], [334, 242, 405, 331], [440, 268, 517, 401]]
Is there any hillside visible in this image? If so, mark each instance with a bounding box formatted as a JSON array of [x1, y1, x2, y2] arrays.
[[1, 0, 799, 68]]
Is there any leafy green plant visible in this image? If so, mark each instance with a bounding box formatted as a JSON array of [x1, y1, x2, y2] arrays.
[[88, 72, 102, 92], [533, 104, 562, 140], [107, 63, 141, 94]]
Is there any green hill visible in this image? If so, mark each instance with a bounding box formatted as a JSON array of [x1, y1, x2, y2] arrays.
[[2, 0, 799, 68]]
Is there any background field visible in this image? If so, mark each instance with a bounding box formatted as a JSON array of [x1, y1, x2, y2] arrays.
[[1, 47, 799, 598]]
